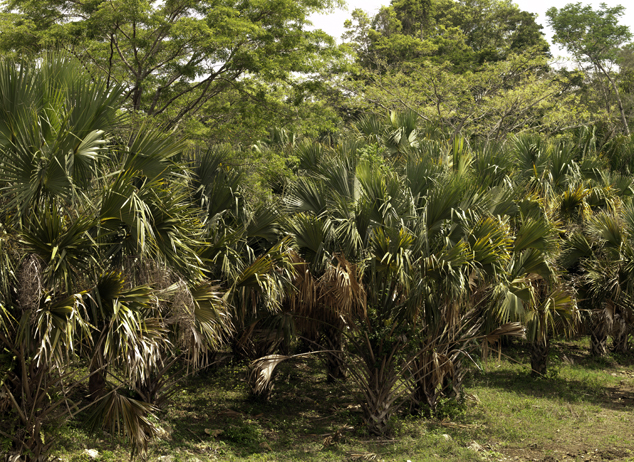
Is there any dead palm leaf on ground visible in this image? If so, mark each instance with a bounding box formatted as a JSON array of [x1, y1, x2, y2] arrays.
[[248, 350, 339, 400]]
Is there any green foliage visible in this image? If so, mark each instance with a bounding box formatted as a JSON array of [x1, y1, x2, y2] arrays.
[[0, 0, 345, 136], [3, 1, 634, 452], [547, 3, 633, 135], [346, 0, 549, 72], [547, 3, 631, 64]]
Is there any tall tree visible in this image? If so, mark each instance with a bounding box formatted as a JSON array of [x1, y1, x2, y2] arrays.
[[547, 3, 633, 135], [0, 0, 342, 128], [345, 0, 549, 72]]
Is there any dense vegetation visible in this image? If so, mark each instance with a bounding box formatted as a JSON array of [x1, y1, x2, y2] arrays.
[[0, 0, 633, 460]]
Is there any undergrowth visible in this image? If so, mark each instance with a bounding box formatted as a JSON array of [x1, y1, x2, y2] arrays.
[[50, 339, 634, 462]]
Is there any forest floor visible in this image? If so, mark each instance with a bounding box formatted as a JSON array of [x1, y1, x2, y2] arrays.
[[53, 338, 634, 462]]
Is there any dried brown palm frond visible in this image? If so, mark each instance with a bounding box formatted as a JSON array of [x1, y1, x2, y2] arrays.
[[410, 316, 527, 414], [249, 354, 287, 400], [248, 350, 337, 400], [161, 280, 231, 367], [88, 387, 157, 457], [319, 254, 367, 323], [411, 350, 455, 411], [322, 427, 347, 447], [349, 452, 378, 461], [481, 322, 526, 360], [288, 251, 365, 326], [286, 249, 318, 315], [16, 254, 43, 314]]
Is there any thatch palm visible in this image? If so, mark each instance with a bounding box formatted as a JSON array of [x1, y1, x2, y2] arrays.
[[579, 209, 634, 353], [282, 130, 529, 433], [191, 146, 295, 361], [0, 56, 230, 459], [0, 56, 120, 459]]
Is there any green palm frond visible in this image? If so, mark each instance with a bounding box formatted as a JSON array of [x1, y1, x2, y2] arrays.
[[369, 226, 414, 279], [20, 205, 97, 292], [285, 176, 328, 215], [525, 288, 578, 343], [472, 141, 513, 188], [494, 282, 530, 323], [404, 148, 443, 204], [355, 114, 386, 142], [513, 216, 557, 253], [88, 274, 169, 383], [560, 232, 594, 269], [451, 136, 473, 178], [295, 141, 326, 172], [589, 211, 624, 252], [122, 127, 183, 182], [286, 213, 333, 269], [20, 292, 91, 367], [246, 203, 281, 246], [321, 159, 359, 202], [549, 142, 577, 189], [424, 240, 473, 286], [190, 282, 232, 348], [423, 178, 464, 238], [512, 133, 549, 176], [190, 146, 244, 223], [623, 203, 634, 236], [510, 248, 553, 281], [468, 216, 513, 277], [558, 184, 591, 221], [0, 56, 122, 216]]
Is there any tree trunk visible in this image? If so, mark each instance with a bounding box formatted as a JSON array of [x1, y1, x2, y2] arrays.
[[530, 338, 549, 377], [362, 373, 395, 436], [612, 315, 630, 353], [596, 60, 631, 136], [589, 309, 611, 357], [88, 356, 106, 400], [590, 330, 609, 356], [322, 325, 347, 382], [357, 341, 400, 436]]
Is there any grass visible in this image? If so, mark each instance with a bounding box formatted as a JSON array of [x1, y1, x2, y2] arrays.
[[52, 338, 634, 462]]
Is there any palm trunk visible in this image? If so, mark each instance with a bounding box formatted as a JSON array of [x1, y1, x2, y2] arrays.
[[589, 309, 611, 357], [530, 338, 549, 377], [612, 316, 630, 353], [411, 351, 457, 415], [590, 331, 609, 356], [88, 366, 107, 400], [354, 336, 401, 436], [323, 325, 347, 382], [362, 367, 396, 436], [88, 342, 107, 400]]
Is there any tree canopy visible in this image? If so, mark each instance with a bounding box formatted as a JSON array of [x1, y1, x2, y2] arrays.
[[345, 0, 549, 72], [547, 2, 632, 135], [0, 0, 343, 127]]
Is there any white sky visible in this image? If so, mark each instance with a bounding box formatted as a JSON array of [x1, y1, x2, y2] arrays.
[[310, 0, 634, 59]]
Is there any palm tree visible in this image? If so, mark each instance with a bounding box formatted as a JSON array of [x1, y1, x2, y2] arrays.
[[0, 55, 231, 459], [580, 209, 634, 354], [0, 55, 120, 460], [281, 126, 531, 433]]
